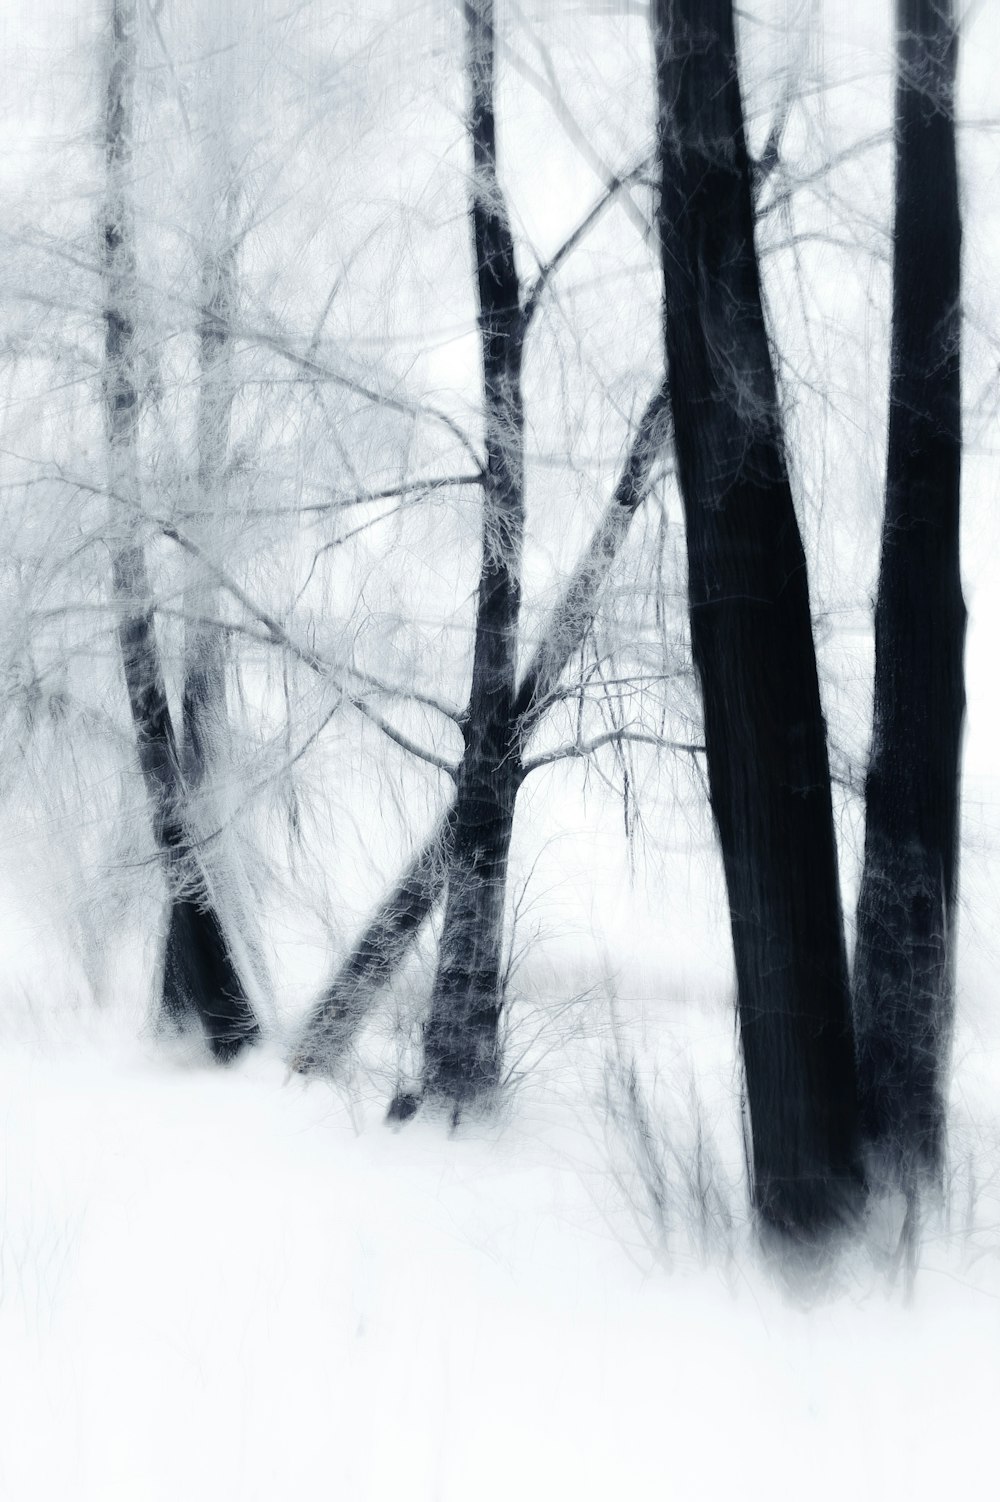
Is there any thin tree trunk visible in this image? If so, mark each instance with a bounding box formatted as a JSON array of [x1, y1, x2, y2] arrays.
[[181, 239, 237, 789], [421, 0, 525, 1100], [171, 224, 272, 1029], [181, 0, 241, 791], [652, 0, 862, 1235], [853, 0, 965, 1179], [103, 0, 258, 1059]]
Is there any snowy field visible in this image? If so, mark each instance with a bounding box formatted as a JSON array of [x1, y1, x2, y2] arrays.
[[3, 913, 1000, 1502]]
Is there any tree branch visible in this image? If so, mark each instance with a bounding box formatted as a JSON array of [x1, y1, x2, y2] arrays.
[[41, 464, 455, 779], [522, 728, 703, 776], [521, 153, 656, 330], [343, 663, 465, 726], [500, 12, 654, 242], [159, 522, 458, 778], [216, 315, 485, 473], [295, 473, 484, 516]]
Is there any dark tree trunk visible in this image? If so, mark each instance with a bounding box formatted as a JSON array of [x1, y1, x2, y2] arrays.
[[652, 0, 863, 1235], [103, 0, 258, 1060], [422, 0, 526, 1101], [853, 0, 965, 1179]]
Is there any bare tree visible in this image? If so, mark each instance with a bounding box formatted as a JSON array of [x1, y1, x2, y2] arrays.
[[652, 0, 863, 1236], [103, 0, 259, 1058], [419, 0, 527, 1099], [291, 7, 673, 1084], [171, 5, 274, 1029], [853, 0, 965, 1180]]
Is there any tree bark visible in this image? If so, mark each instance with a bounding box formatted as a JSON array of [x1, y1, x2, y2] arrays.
[[103, 0, 258, 1059], [853, 0, 965, 1178], [421, 0, 526, 1100], [652, 0, 863, 1235]]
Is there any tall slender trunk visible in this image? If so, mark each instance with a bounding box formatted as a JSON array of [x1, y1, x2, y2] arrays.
[[181, 0, 242, 791], [853, 0, 965, 1178], [169, 222, 272, 1029], [181, 238, 237, 788], [290, 384, 670, 1076], [652, 0, 862, 1235], [103, 0, 258, 1059], [421, 0, 525, 1100]]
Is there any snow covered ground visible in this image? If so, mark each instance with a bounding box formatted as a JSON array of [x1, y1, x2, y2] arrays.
[[2, 1005, 1000, 1502]]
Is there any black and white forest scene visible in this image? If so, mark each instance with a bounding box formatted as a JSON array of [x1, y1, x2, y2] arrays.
[[1, 1, 999, 1497]]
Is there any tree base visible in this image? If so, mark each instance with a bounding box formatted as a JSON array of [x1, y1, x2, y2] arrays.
[[161, 893, 261, 1062], [422, 1001, 502, 1109], [754, 1162, 868, 1246]]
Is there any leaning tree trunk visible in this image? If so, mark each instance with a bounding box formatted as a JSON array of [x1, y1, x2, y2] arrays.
[[290, 383, 670, 1076], [653, 0, 863, 1235], [103, 0, 258, 1059], [853, 0, 965, 1180], [421, 0, 526, 1101]]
